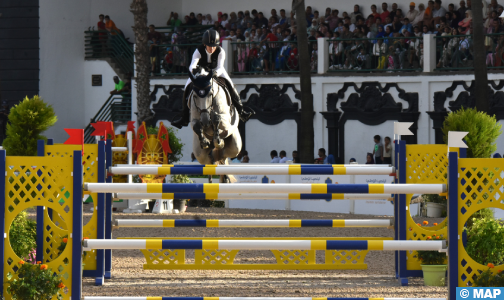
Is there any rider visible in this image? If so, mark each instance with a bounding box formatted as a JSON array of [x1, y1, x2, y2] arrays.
[[171, 29, 254, 129]]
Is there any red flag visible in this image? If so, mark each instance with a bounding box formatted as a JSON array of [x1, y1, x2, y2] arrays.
[[63, 128, 84, 156], [134, 122, 148, 154], [90, 122, 107, 136], [98, 121, 115, 140], [158, 122, 172, 157], [126, 121, 137, 150]]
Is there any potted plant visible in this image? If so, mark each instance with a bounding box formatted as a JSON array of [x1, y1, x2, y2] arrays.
[[422, 194, 446, 218], [170, 174, 192, 213], [416, 234, 447, 286], [7, 260, 66, 300]]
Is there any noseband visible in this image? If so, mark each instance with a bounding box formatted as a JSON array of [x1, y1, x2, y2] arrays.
[[192, 79, 217, 114]]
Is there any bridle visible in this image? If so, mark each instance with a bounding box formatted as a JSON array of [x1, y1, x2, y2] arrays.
[[192, 78, 218, 115]]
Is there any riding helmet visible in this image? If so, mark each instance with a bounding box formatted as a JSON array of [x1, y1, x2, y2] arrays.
[[202, 29, 220, 47]]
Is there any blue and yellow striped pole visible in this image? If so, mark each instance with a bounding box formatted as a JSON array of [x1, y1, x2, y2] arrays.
[[83, 239, 446, 251], [108, 165, 395, 176]]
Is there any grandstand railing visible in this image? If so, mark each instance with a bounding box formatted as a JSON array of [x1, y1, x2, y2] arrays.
[[230, 41, 315, 75], [84, 94, 131, 143], [434, 33, 504, 71], [84, 30, 134, 76], [150, 43, 200, 76], [326, 35, 423, 72]]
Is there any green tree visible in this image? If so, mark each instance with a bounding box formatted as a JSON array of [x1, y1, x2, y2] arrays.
[[2, 96, 57, 156], [442, 107, 501, 158]]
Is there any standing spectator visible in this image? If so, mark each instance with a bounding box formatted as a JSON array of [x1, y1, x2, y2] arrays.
[[412, 3, 426, 26], [236, 28, 245, 41], [327, 9, 340, 31], [325, 7, 332, 18], [389, 3, 400, 20], [237, 11, 245, 27], [366, 153, 375, 164], [383, 136, 393, 164], [459, 0, 469, 16], [187, 12, 198, 26], [308, 19, 319, 34], [196, 14, 203, 25], [229, 12, 239, 28], [423, 1, 435, 28], [104, 15, 121, 35], [255, 12, 268, 28], [373, 135, 384, 164], [149, 36, 160, 74], [406, 2, 420, 21], [318, 148, 328, 164], [110, 76, 125, 95], [279, 9, 289, 29], [221, 13, 229, 27], [167, 12, 182, 27], [381, 3, 391, 21], [97, 14, 107, 54], [202, 14, 213, 25], [148, 25, 162, 42], [350, 5, 364, 24], [271, 9, 279, 22], [306, 6, 315, 24], [279, 150, 291, 163], [432, 0, 447, 26], [270, 150, 280, 163], [369, 5, 381, 19]]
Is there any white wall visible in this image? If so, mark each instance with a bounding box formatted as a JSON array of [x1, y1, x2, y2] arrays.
[[40, 0, 90, 142]]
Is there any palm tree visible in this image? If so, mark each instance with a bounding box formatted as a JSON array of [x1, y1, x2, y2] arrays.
[[130, 0, 152, 124], [292, 0, 314, 163], [471, 0, 489, 112]]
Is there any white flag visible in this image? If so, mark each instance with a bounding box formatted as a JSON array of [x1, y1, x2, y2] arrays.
[[394, 122, 414, 136], [448, 131, 468, 148]]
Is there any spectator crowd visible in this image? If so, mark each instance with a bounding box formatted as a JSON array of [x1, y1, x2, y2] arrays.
[[137, 0, 504, 74]]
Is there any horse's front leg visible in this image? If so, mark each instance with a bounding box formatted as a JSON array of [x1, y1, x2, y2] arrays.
[[192, 119, 211, 149], [210, 111, 225, 150]]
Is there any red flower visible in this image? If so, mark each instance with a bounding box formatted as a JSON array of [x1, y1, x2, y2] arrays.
[[433, 223, 438, 226], [62, 238, 68, 243], [423, 221, 429, 225], [488, 263, 495, 268], [426, 236, 432, 240], [19, 260, 25, 265], [57, 282, 66, 289], [40, 264, 48, 270]]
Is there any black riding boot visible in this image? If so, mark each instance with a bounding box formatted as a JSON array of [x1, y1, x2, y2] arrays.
[[171, 84, 192, 129], [227, 83, 254, 123]]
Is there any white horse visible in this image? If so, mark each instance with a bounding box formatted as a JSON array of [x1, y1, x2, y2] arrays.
[[187, 70, 242, 182]]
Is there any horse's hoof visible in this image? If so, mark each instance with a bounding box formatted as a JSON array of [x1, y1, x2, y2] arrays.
[[214, 139, 224, 150], [201, 138, 211, 149]]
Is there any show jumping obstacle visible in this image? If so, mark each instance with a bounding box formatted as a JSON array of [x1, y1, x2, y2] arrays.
[[4, 128, 501, 300], [83, 297, 447, 300]]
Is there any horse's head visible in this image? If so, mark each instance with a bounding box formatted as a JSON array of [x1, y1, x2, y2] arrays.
[[188, 69, 214, 127]]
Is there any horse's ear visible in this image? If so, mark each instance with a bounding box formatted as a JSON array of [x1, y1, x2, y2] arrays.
[[188, 71, 195, 82], [205, 70, 213, 81]]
